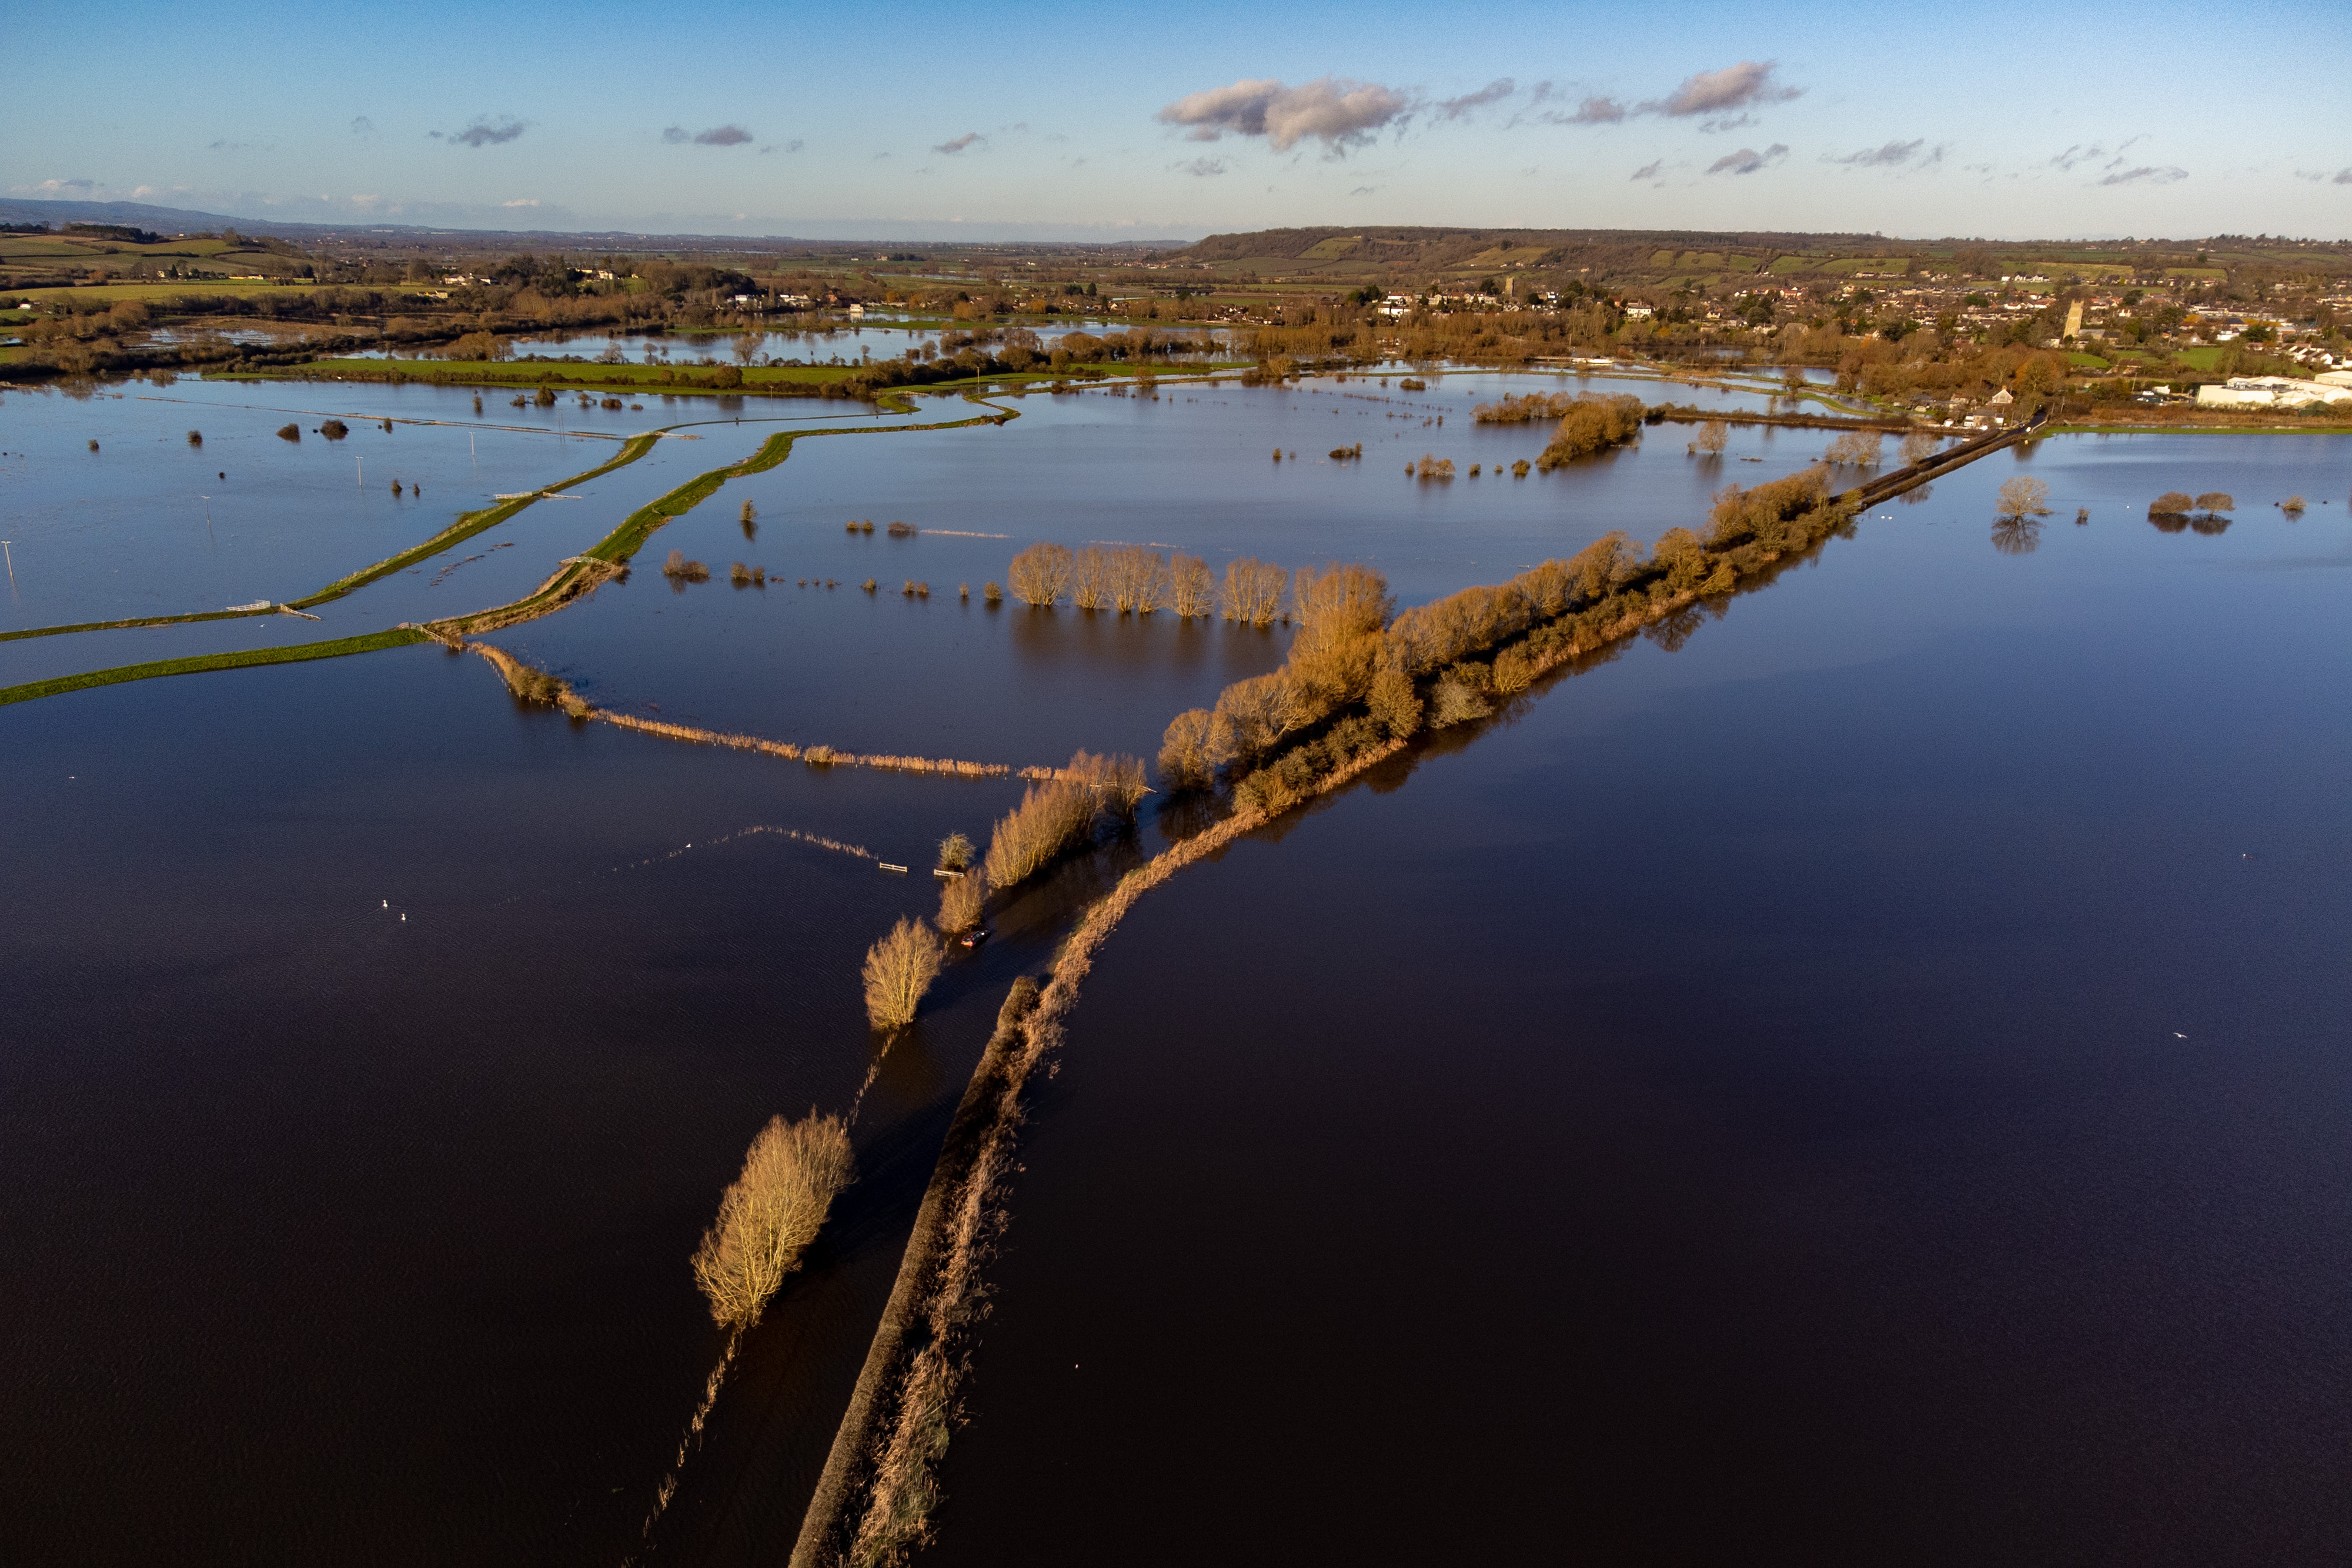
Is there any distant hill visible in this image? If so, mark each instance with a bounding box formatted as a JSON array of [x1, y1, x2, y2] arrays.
[[0, 198, 1157, 253], [0, 197, 282, 236]]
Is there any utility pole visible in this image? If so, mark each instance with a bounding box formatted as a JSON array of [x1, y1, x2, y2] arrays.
[[2, 540, 14, 591]]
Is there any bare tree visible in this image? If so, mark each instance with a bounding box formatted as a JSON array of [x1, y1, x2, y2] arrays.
[[1690, 419, 1729, 457], [1069, 545, 1111, 610], [862, 918, 942, 1030], [690, 1112, 853, 1330], [935, 874, 983, 935], [1220, 557, 1289, 624], [1168, 553, 1215, 617], [1158, 709, 1215, 790], [1825, 430, 1883, 468], [1996, 476, 2052, 519], [1102, 546, 1171, 613], [1006, 542, 1073, 607]]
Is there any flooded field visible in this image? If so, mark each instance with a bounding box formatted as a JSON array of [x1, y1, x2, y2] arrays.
[[3, 362, 2346, 1564]]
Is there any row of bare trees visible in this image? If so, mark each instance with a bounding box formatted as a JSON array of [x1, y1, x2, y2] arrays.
[[1004, 544, 1293, 623]]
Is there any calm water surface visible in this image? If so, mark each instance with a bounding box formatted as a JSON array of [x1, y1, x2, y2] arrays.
[[925, 436, 2352, 1568], [3, 373, 2344, 1563]]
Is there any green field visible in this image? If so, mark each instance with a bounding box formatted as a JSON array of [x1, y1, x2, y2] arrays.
[[1, 279, 320, 306]]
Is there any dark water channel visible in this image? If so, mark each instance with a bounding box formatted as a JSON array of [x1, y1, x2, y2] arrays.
[[2, 373, 2345, 1564]]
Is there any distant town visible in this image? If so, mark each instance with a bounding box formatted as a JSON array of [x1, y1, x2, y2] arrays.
[[4, 209, 2348, 429]]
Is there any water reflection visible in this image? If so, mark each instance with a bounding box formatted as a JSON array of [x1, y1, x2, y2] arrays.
[[1643, 604, 1706, 651], [1990, 516, 2043, 555]]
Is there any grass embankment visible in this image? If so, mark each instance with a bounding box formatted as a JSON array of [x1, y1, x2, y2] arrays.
[[0, 606, 300, 644], [0, 430, 667, 650], [595, 708, 1067, 780], [0, 627, 427, 707], [469, 638, 1074, 781]]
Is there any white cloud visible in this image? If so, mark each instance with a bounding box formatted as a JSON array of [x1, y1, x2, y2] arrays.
[[1157, 76, 1410, 153]]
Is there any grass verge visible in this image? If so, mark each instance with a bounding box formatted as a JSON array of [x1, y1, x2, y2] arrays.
[[0, 627, 427, 707]]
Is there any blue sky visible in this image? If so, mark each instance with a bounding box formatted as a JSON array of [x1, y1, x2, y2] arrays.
[[11, 0, 2350, 240]]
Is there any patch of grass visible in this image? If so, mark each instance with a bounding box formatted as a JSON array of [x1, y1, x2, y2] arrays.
[[0, 627, 427, 707], [2, 280, 322, 305]]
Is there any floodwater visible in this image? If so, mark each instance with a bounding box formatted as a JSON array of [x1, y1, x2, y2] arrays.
[[340, 318, 1184, 366], [924, 433, 2352, 1567], [4, 365, 2347, 1564]]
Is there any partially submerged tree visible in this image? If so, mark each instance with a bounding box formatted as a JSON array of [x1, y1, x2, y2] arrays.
[[1169, 553, 1215, 617], [1158, 709, 1215, 791], [862, 917, 942, 1031], [1007, 542, 1073, 607], [1220, 557, 1289, 624], [981, 778, 1098, 890], [935, 874, 983, 935], [1825, 430, 1884, 468], [1995, 476, 2052, 520], [690, 1112, 853, 1330]]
